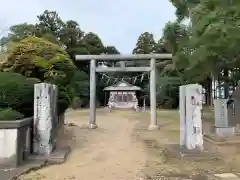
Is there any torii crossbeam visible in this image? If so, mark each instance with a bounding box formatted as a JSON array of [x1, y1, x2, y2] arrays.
[[75, 54, 172, 130]]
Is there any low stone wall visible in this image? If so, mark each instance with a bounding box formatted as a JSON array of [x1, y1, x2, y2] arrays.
[[0, 117, 33, 168], [0, 113, 65, 169]]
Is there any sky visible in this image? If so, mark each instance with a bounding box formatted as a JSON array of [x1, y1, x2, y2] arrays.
[[0, 0, 176, 53]]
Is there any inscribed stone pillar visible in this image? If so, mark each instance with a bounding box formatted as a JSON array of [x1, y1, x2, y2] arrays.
[[179, 84, 203, 151], [214, 99, 228, 127], [214, 99, 236, 137], [33, 83, 55, 155], [185, 84, 203, 151]]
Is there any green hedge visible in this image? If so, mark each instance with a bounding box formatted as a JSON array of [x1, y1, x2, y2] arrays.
[[0, 108, 24, 120], [0, 71, 70, 117], [57, 87, 70, 115], [0, 72, 40, 117]]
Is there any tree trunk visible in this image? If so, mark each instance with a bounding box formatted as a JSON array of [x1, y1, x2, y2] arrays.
[[223, 69, 229, 99], [205, 77, 212, 105]]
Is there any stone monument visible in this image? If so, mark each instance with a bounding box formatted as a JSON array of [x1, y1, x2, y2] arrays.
[[33, 83, 58, 155], [214, 99, 228, 127], [168, 84, 220, 159], [214, 99, 235, 137], [204, 96, 240, 156], [180, 84, 203, 151]]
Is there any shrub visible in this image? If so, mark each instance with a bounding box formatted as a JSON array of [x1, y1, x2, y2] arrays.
[[0, 72, 40, 117], [0, 36, 76, 115], [67, 70, 89, 107], [162, 98, 176, 109], [71, 97, 83, 109], [0, 36, 75, 84], [0, 72, 70, 117], [0, 108, 24, 120], [57, 87, 70, 115]]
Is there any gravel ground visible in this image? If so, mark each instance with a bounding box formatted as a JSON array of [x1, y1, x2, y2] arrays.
[[19, 109, 148, 180]]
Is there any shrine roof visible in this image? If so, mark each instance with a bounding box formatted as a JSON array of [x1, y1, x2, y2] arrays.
[[103, 80, 142, 91]]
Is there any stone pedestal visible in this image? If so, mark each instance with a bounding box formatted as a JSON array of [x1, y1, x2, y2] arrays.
[[167, 144, 221, 160], [33, 83, 58, 156], [215, 127, 235, 137], [89, 124, 98, 129], [148, 124, 160, 131]]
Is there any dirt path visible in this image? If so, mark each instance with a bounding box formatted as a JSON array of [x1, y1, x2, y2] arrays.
[[20, 110, 148, 180]]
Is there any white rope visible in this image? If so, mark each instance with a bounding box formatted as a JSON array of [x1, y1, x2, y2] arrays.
[[99, 63, 168, 86], [99, 72, 148, 86]]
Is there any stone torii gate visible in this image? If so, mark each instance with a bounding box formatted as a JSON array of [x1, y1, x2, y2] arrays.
[[75, 54, 172, 130]]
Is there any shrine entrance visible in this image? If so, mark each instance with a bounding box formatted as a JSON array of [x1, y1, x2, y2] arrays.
[[75, 54, 172, 130]]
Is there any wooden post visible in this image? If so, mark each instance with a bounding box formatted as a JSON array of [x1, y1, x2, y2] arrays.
[[148, 58, 159, 130], [89, 59, 98, 129]]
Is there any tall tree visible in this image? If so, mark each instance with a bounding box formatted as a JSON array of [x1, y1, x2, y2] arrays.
[[59, 20, 84, 47], [169, 0, 240, 102], [104, 46, 120, 54], [36, 10, 64, 37], [82, 32, 105, 55], [103, 46, 120, 66], [0, 23, 35, 44], [133, 32, 156, 54], [132, 32, 156, 67], [73, 32, 105, 72], [162, 22, 188, 55], [59, 20, 85, 61], [0, 9, 122, 107], [176, 1, 240, 80], [169, 0, 200, 22], [155, 38, 170, 53]]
